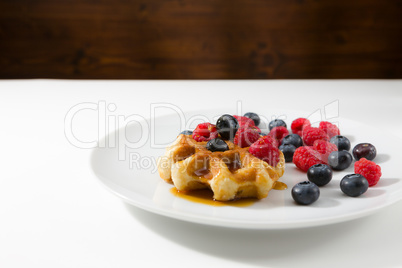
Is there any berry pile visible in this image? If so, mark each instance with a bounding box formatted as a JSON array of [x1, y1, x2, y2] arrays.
[[286, 117, 381, 204], [269, 116, 381, 204], [292, 120, 349, 170], [182, 112, 383, 206], [189, 112, 281, 167]]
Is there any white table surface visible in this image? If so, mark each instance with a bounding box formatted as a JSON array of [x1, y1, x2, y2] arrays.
[[1, 80, 401, 268]]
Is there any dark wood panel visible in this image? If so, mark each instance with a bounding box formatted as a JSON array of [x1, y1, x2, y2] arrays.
[[0, 0, 402, 79]]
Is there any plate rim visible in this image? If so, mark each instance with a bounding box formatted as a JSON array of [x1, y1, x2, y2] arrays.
[[92, 169, 402, 229]]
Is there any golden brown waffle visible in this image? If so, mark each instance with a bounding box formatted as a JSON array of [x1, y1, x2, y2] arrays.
[[157, 134, 285, 201]]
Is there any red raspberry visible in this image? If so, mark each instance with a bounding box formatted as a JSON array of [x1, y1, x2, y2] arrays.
[[249, 136, 281, 166], [293, 146, 324, 172], [192, 123, 218, 142], [319, 121, 340, 138], [291, 118, 311, 136], [354, 158, 382, 187], [268, 126, 289, 144], [233, 115, 261, 132], [302, 127, 329, 146], [313, 140, 338, 163], [234, 127, 260, 148], [250, 125, 261, 133], [234, 115, 255, 128], [260, 135, 279, 148]]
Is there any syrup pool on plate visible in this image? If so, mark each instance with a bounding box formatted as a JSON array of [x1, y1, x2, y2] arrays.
[[170, 181, 287, 207]]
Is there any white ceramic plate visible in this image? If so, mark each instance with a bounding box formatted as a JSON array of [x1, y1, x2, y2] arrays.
[[90, 108, 402, 229]]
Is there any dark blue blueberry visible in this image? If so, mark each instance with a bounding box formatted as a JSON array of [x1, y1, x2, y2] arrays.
[[340, 174, 369, 197], [307, 164, 333, 186], [291, 181, 320, 205], [206, 138, 229, 152], [180, 130, 193, 135], [281, 134, 303, 148], [328, 151, 353, 170], [269, 119, 287, 131], [216, 114, 239, 141], [352, 143, 377, 161], [330, 135, 351, 151], [279, 144, 296, 162], [244, 112, 260, 126]]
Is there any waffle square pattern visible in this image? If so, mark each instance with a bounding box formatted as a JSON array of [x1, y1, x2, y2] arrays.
[[157, 134, 285, 201]]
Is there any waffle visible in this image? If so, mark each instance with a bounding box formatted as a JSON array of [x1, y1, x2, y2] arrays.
[[157, 134, 285, 201]]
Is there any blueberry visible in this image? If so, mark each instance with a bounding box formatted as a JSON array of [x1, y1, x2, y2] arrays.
[[279, 144, 296, 162], [307, 164, 333, 186], [291, 181, 320, 205], [206, 138, 229, 152], [180, 130, 193, 135], [244, 112, 260, 126], [328, 151, 353, 170], [340, 174, 369, 197], [281, 134, 303, 148], [330, 135, 351, 151], [269, 119, 287, 131], [216, 114, 239, 141], [259, 132, 268, 136], [352, 143, 377, 161]]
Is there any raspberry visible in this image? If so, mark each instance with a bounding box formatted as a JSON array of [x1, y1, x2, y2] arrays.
[[313, 140, 338, 163], [250, 125, 261, 133], [233, 115, 255, 128], [319, 121, 340, 138], [354, 158, 382, 187], [249, 136, 281, 166], [293, 146, 324, 172], [291, 118, 311, 136], [233, 127, 260, 148], [255, 135, 279, 148], [302, 127, 329, 146], [268, 126, 289, 144], [192, 123, 218, 142], [259, 135, 279, 148]]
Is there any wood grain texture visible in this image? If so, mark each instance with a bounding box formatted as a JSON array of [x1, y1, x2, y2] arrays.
[[1, 0, 402, 79]]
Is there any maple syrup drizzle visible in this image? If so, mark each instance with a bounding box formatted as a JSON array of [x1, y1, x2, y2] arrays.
[[170, 187, 256, 207], [227, 158, 242, 173], [193, 168, 213, 180], [170, 181, 287, 207], [273, 181, 288, 190], [194, 168, 210, 177]]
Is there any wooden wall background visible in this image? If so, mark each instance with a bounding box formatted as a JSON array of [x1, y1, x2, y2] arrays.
[[1, 0, 402, 79]]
